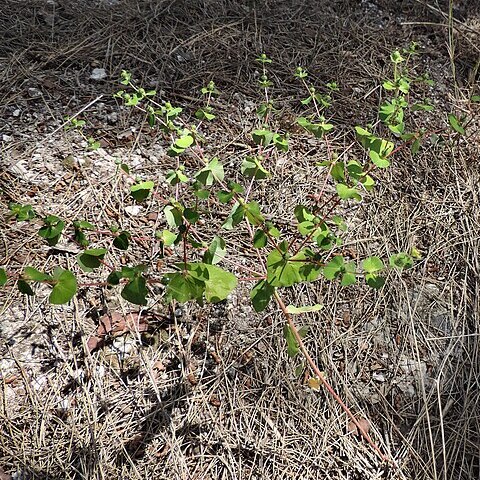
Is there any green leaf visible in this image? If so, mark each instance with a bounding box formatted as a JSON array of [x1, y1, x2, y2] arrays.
[[294, 205, 315, 224], [266, 222, 281, 237], [77, 248, 107, 272], [157, 230, 177, 246], [166, 168, 188, 186], [283, 324, 300, 357], [362, 256, 384, 273], [411, 102, 434, 112], [369, 150, 390, 168], [107, 270, 121, 285], [164, 204, 184, 228], [217, 190, 234, 203], [0, 268, 7, 286], [252, 129, 275, 147], [336, 184, 361, 201], [341, 270, 356, 286], [130, 181, 154, 202], [222, 202, 245, 230], [253, 229, 268, 248], [38, 216, 65, 243], [345, 162, 363, 184], [194, 188, 210, 200], [286, 304, 323, 314], [113, 231, 130, 250], [73, 220, 95, 230], [8, 203, 35, 221], [410, 246, 422, 259], [120, 265, 144, 280], [267, 242, 310, 287], [183, 208, 199, 224], [18, 279, 34, 296], [120, 70, 131, 85], [49, 268, 77, 304], [87, 137, 100, 150], [250, 280, 274, 312], [175, 134, 194, 149], [360, 174, 375, 191], [245, 201, 264, 226], [390, 50, 405, 64], [122, 276, 148, 305], [323, 256, 356, 286], [314, 224, 335, 250], [347, 160, 364, 181], [355, 126, 394, 157], [195, 107, 216, 121], [411, 138, 421, 155], [294, 66, 308, 79], [297, 117, 334, 138], [241, 156, 270, 180], [330, 162, 345, 182], [203, 236, 226, 265], [165, 271, 204, 303], [382, 80, 396, 91], [389, 252, 414, 269], [365, 273, 385, 289], [217, 182, 243, 203], [471, 95, 480, 103], [273, 134, 289, 152], [448, 114, 465, 135], [23, 267, 51, 282], [323, 256, 345, 280], [256, 53, 272, 64], [203, 264, 237, 302], [195, 157, 224, 186]]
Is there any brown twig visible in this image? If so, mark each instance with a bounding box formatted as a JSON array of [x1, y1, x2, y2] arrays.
[[273, 290, 395, 466]]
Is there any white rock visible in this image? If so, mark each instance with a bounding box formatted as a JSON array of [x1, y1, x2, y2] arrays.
[[125, 205, 143, 216], [90, 68, 107, 81]]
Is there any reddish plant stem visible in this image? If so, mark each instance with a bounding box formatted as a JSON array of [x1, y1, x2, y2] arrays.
[[273, 290, 394, 466]]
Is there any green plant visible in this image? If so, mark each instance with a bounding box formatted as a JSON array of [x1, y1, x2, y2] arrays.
[[2, 46, 470, 464], [63, 115, 101, 151]]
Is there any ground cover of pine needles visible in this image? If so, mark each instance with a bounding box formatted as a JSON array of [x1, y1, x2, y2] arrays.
[[0, 1, 479, 479]]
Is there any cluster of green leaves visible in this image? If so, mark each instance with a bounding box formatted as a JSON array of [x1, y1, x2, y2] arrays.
[[294, 66, 336, 139], [3, 266, 77, 305], [64, 115, 100, 151], [379, 42, 470, 148], [380, 43, 433, 137], [2, 51, 433, 316]]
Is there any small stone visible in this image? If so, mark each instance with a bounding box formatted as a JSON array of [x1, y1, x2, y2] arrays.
[[106, 112, 118, 124], [90, 68, 107, 81], [372, 372, 386, 382], [125, 205, 142, 216], [28, 87, 42, 98]]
